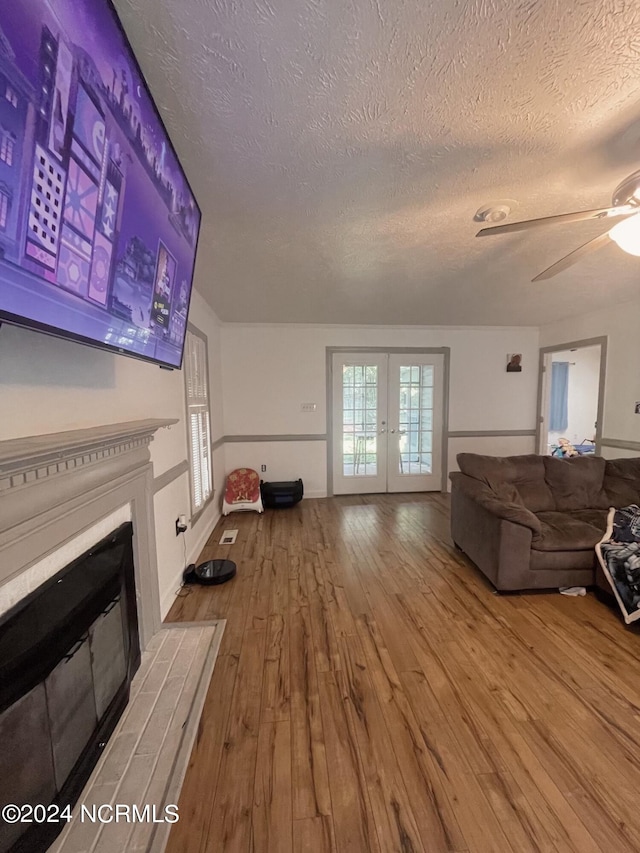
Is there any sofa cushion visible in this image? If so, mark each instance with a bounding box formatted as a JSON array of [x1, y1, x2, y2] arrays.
[[604, 457, 640, 507], [533, 510, 605, 552], [542, 455, 609, 511], [530, 548, 597, 572], [568, 508, 609, 530], [456, 453, 555, 512]]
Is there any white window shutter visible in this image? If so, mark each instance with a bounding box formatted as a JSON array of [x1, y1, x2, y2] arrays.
[[185, 330, 212, 513]]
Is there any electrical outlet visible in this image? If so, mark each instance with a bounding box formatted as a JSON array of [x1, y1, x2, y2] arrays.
[[261, 464, 266, 472], [175, 516, 187, 536]]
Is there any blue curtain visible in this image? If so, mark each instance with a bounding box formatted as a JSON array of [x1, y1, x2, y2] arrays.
[[550, 361, 569, 431]]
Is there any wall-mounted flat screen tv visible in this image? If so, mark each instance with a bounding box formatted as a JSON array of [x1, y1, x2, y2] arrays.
[[0, 0, 201, 368]]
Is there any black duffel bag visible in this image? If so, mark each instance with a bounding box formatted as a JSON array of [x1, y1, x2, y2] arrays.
[[260, 479, 303, 508]]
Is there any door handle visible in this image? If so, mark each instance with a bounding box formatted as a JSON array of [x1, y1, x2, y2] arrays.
[[379, 429, 386, 434], [390, 429, 396, 433]]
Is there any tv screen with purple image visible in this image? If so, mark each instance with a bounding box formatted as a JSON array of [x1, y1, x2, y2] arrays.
[[0, 0, 201, 368]]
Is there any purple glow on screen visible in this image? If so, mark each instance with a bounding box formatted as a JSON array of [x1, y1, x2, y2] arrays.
[[0, 0, 201, 368]]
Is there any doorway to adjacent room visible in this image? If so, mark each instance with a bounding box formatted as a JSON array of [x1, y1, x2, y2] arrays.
[[537, 337, 607, 457]]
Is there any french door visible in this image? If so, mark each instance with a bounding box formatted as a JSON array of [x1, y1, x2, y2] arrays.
[[332, 351, 443, 495]]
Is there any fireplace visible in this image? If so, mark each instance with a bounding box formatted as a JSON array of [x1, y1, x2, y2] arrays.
[[0, 522, 140, 853], [0, 419, 175, 852]]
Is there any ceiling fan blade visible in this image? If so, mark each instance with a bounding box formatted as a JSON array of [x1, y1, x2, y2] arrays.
[[531, 231, 612, 282], [476, 205, 635, 237]]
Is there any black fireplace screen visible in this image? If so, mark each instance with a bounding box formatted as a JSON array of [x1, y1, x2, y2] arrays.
[[0, 522, 140, 853]]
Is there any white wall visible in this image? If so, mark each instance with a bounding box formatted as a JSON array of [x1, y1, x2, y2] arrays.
[[540, 297, 640, 450], [153, 289, 226, 616], [0, 287, 225, 619], [220, 324, 540, 493], [447, 434, 536, 477], [224, 440, 327, 497], [547, 346, 600, 448]]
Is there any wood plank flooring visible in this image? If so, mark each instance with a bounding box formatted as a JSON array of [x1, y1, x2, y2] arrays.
[[165, 493, 640, 852]]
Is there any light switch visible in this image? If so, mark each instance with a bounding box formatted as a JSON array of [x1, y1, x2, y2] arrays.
[[301, 402, 317, 412]]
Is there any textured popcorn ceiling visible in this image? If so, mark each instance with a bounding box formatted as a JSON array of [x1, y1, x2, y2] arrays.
[[114, 0, 640, 325]]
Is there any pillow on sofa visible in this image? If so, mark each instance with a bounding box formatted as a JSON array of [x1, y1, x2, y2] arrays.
[[543, 455, 609, 511], [604, 457, 640, 507], [456, 453, 555, 512]]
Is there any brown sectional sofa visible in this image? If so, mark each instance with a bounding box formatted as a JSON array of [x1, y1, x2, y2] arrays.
[[450, 453, 640, 592]]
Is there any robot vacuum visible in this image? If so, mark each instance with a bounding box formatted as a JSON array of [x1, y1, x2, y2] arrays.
[[183, 559, 236, 586]]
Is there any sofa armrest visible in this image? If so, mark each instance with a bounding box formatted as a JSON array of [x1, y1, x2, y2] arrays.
[[449, 472, 541, 537], [450, 477, 534, 590]]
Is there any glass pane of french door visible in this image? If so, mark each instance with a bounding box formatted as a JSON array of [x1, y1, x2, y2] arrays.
[[332, 353, 388, 494], [398, 364, 434, 474], [342, 364, 379, 476], [387, 353, 442, 492]]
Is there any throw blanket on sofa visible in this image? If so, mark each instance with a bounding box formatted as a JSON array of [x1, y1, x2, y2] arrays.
[[596, 505, 640, 624]]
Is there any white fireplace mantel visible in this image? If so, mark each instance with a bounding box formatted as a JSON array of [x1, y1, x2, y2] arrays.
[[0, 419, 177, 647]]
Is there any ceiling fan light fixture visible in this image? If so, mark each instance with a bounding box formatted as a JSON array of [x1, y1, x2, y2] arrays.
[[609, 214, 640, 256], [475, 203, 511, 223]]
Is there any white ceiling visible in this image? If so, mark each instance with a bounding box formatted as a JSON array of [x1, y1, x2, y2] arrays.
[[115, 0, 640, 326]]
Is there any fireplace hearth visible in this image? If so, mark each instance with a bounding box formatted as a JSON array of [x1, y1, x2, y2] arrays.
[[0, 523, 140, 853]]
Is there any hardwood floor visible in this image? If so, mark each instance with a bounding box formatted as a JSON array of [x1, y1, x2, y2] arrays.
[[165, 493, 640, 852]]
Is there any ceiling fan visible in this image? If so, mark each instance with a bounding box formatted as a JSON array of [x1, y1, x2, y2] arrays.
[[476, 170, 640, 281]]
